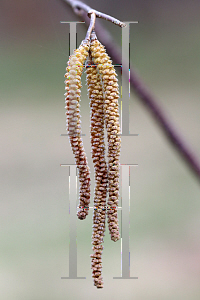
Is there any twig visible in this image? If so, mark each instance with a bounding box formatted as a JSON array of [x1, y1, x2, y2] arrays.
[[63, 0, 126, 28], [60, 0, 200, 184], [85, 11, 96, 41]]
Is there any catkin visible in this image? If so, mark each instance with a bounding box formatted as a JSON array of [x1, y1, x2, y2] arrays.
[[86, 55, 107, 288], [90, 32, 121, 242], [64, 30, 122, 288], [64, 40, 91, 220]]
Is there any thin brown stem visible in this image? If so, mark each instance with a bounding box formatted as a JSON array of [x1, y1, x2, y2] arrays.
[[85, 11, 96, 41]]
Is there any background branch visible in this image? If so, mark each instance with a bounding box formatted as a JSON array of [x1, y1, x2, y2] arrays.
[[61, 0, 200, 184]]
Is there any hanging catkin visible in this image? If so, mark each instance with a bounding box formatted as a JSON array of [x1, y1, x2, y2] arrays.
[[64, 40, 91, 220], [63, 8, 126, 288], [90, 32, 121, 242], [86, 54, 108, 288]]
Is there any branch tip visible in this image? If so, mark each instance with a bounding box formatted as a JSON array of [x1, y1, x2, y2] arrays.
[[63, 0, 126, 28]]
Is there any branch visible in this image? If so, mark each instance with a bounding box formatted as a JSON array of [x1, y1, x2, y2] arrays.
[[60, 0, 200, 184], [63, 0, 126, 27]]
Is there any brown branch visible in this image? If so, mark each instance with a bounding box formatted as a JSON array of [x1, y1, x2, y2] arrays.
[[60, 0, 200, 184], [63, 0, 126, 27]]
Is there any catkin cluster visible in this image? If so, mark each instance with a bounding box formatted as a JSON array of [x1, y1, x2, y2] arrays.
[[64, 40, 91, 220], [64, 31, 121, 288]]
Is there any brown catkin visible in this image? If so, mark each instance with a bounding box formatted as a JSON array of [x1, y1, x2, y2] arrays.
[[90, 32, 121, 242], [86, 54, 107, 288], [64, 40, 91, 220]]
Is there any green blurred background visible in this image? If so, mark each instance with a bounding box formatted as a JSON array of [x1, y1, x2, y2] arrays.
[[1, 0, 200, 299]]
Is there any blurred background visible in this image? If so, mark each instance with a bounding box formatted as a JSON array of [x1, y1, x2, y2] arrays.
[[1, 0, 200, 299]]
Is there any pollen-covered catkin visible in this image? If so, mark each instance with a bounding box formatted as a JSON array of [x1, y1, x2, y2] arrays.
[[64, 40, 91, 220], [90, 33, 121, 242], [86, 56, 107, 288]]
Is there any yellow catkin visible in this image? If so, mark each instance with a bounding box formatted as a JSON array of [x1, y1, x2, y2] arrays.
[[64, 40, 91, 220], [86, 56, 108, 289], [90, 33, 121, 242]]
